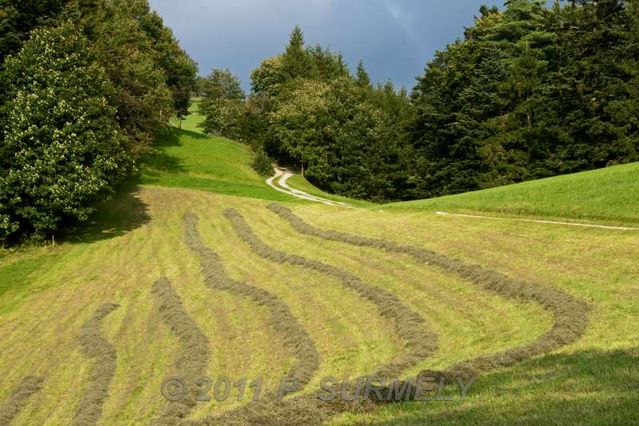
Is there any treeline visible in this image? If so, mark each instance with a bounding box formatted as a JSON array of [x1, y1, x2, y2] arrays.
[[411, 0, 639, 197], [199, 27, 413, 201], [0, 0, 197, 244], [200, 0, 638, 202]]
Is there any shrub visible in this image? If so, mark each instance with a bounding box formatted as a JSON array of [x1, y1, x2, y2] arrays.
[[252, 150, 274, 177]]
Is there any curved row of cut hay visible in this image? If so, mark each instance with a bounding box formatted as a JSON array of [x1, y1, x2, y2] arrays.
[[0, 376, 44, 425], [196, 209, 438, 425], [151, 277, 210, 425], [223, 208, 438, 379], [73, 303, 120, 426], [267, 203, 591, 382], [184, 212, 350, 425], [182, 212, 320, 390], [198, 396, 374, 426], [190, 209, 436, 425]]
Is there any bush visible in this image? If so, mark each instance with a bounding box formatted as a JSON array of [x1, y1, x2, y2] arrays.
[[252, 150, 274, 177], [0, 23, 132, 243]]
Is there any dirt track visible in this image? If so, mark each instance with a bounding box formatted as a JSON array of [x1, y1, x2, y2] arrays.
[[266, 168, 352, 208], [434, 211, 639, 231]]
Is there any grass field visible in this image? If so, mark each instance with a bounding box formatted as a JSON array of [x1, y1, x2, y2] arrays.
[[139, 102, 293, 202], [385, 162, 639, 225], [0, 106, 637, 425], [285, 174, 374, 208]]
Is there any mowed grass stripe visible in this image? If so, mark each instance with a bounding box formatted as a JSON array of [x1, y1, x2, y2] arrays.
[[0, 376, 44, 425], [91, 187, 339, 421], [223, 208, 438, 378], [73, 303, 120, 426], [151, 277, 210, 423], [201, 203, 401, 379], [182, 212, 320, 390], [303, 243, 553, 374], [251, 206, 552, 376], [186, 211, 392, 425], [140, 187, 289, 398], [209, 211, 403, 389], [268, 204, 591, 379]]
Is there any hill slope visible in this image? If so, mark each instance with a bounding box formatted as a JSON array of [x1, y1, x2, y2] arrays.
[[0, 107, 637, 425], [139, 103, 292, 202], [384, 162, 639, 225]]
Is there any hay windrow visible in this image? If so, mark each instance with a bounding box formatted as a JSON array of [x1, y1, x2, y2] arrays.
[[182, 212, 320, 390], [223, 208, 438, 379], [268, 203, 591, 381], [202, 395, 375, 426], [195, 208, 438, 426], [183, 212, 326, 426], [73, 302, 119, 426], [0, 376, 44, 425], [152, 277, 210, 425]]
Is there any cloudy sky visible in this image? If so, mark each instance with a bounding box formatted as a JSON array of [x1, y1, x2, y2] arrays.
[[148, 0, 503, 91]]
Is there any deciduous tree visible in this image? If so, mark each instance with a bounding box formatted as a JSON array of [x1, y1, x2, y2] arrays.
[[0, 23, 131, 242]]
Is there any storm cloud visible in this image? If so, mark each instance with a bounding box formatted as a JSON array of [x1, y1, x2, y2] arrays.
[[148, 0, 503, 91]]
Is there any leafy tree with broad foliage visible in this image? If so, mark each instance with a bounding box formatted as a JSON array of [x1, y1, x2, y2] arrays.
[[68, 0, 176, 154], [199, 68, 246, 139], [206, 2, 639, 203], [0, 0, 196, 244], [0, 23, 132, 243], [203, 26, 415, 201]]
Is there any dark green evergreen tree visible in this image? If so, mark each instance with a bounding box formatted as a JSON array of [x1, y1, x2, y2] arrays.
[[280, 25, 317, 81], [409, 0, 638, 198], [355, 60, 372, 88]]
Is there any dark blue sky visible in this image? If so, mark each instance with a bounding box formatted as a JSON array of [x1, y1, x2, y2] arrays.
[[148, 0, 504, 91]]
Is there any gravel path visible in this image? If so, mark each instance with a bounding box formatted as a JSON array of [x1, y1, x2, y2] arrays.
[[266, 168, 353, 208]]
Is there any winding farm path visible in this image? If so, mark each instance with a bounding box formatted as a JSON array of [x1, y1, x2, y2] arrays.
[[434, 211, 639, 231], [266, 167, 353, 208], [266, 168, 638, 231]]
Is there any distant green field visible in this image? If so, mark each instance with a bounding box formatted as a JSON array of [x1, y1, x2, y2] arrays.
[[286, 174, 374, 208], [384, 163, 639, 224], [139, 103, 292, 202]]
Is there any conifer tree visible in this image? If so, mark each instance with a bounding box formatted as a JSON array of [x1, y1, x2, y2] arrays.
[[355, 60, 371, 88], [280, 25, 316, 80]]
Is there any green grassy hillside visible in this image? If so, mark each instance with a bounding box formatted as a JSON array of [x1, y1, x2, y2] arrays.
[[284, 174, 374, 207], [139, 103, 291, 202], [384, 163, 639, 224], [0, 105, 637, 425]]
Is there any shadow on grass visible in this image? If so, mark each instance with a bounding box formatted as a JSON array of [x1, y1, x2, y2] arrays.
[[0, 180, 150, 313], [141, 130, 186, 174], [141, 128, 209, 175], [66, 178, 151, 244], [156, 127, 209, 146], [178, 128, 210, 141], [368, 348, 639, 425]]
